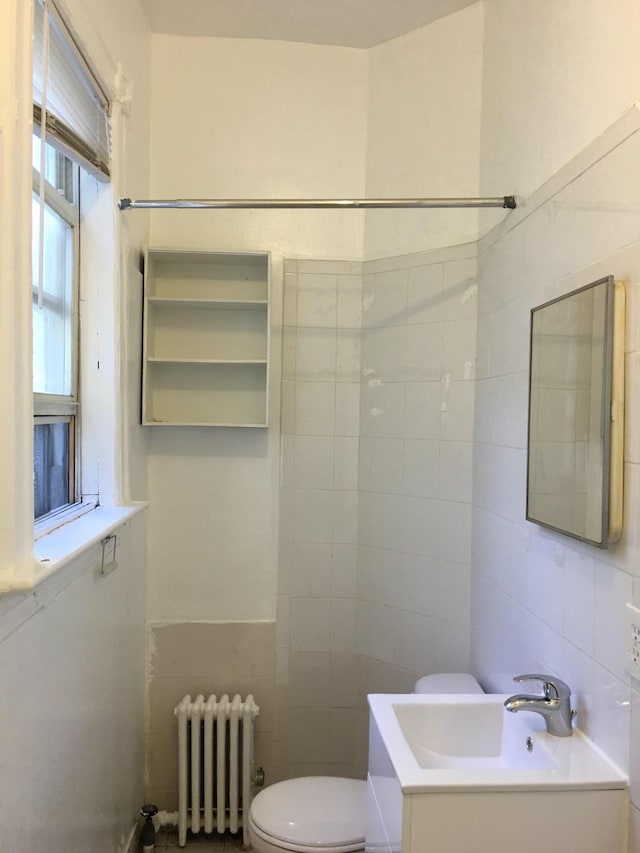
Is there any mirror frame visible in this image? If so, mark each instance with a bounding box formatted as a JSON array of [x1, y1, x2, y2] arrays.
[[526, 275, 624, 548]]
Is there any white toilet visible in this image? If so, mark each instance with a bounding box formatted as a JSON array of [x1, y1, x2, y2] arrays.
[[247, 673, 484, 853]]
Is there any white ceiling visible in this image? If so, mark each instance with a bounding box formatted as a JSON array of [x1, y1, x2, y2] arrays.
[[141, 0, 479, 48]]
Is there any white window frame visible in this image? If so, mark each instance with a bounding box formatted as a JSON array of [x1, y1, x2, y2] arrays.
[[32, 150, 95, 537], [0, 0, 148, 597]]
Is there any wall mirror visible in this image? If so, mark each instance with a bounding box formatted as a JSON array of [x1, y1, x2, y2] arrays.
[[527, 276, 625, 548]]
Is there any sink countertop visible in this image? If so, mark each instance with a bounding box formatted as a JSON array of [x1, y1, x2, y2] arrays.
[[368, 693, 628, 794]]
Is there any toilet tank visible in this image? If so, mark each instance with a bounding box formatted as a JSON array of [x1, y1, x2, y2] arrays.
[[413, 672, 483, 694]]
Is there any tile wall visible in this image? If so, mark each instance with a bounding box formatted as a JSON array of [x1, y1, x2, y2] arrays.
[[278, 247, 479, 778], [472, 115, 640, 839], [278, 259, 364, 781], [357, 246, 477, 679]]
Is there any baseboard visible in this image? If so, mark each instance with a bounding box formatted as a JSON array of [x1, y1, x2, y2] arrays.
[[122, 820, 139, 853]]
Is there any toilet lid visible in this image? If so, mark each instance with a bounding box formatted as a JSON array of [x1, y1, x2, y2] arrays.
[[250, 777, 366, 850]]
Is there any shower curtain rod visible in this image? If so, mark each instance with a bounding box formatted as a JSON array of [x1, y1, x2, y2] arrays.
[[118, 195, 517, 211]]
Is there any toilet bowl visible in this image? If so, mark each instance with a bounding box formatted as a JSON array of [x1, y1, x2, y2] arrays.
[[247, 673, 483, 853]]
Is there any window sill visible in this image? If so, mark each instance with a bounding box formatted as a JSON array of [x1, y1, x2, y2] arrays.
[[34, 501, 97, 541], [33, 503, 147, 580], [0, 503, 148, 599], [0, 503, 148, 643]]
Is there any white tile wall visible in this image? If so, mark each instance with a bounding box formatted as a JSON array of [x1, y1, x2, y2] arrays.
[[403, 440, 439, 499], [290, 544, 332, 596], [334, 437, 359, 490], [403, 382, 442, 440], [472, 125, 640, 841], [407, 264, 443, 325], [294, 436, 334, 489], [335, 384, 361, 435], [294, 382, 335, 435], [297, 274, 338, 328], [278, 251, 476, 777], [331, 545, 359, 598], [295, 329, 337, 381], [278, 261, 364, 778], [278, 161, 640, 811], [290, 598, 332, 651], [278, 162, 640, 818], [358, 248, 476, 688], [292, 489, 333, 544]]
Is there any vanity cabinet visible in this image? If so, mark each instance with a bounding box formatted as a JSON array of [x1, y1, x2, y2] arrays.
[[142, 249, 270, 427], [366, 708, 627, 853]]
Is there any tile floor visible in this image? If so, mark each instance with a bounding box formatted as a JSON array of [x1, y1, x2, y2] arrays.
[[156, 828, 246, 850]]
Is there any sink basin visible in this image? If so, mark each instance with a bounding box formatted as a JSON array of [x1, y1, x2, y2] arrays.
[[368, 693, 627, 792], [393, 697, 553, 770]]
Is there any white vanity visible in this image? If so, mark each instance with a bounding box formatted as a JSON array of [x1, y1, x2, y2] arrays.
[[367, 693, 628, 853]]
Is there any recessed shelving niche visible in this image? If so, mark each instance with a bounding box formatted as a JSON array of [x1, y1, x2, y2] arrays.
[[142, 249, 270, 427]]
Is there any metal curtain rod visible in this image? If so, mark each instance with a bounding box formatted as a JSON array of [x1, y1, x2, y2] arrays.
[[118, 195, 517, 211]]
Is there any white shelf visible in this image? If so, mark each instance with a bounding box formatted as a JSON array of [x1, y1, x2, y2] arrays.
[[142, 249, 270, 427], [147, 358, 268, 365], [148, 297, 268, 310], [147, 423, 269, 428]]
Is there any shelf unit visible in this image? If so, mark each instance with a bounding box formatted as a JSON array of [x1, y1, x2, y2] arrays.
[[142, 249, 270, 427]]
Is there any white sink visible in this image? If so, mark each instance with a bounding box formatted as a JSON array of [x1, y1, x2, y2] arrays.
[[393, 696, 553, 770], [367, 693, 629, 853], [369, 692, 627, 792]]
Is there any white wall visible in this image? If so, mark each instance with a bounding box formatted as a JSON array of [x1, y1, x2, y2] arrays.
[[479, 0, 640, 236], [0, 516, 146, 853], [364, 4, 484, 259], [475, 0, 640, 845], [0, 0, 151, 849], [146, 36, 368, 623], [149, 35, 368, 260]]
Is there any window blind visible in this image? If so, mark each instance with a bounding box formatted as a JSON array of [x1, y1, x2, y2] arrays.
[[33, 0, 110, 179]]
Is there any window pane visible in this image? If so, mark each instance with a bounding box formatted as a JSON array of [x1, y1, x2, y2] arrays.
[[32, 136, 77, 204], [34, 421, 71, 519], [32, 135, 58, 184], [32, 194, 74, 395]]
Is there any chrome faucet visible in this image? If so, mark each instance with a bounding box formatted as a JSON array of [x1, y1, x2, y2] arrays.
[[504, 674, 575, 737]]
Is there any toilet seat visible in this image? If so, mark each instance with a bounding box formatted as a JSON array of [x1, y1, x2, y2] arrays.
[[249, 776, 366, 852], [248, 814, 364, 853]]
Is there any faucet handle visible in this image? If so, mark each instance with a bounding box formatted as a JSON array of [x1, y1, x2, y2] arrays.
[[513, 674, 571, 701]]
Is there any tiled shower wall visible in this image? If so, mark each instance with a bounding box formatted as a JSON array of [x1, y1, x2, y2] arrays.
[[356, 246, 477, 710], [277, 247, 479, 779], [277, 259, 364, 781]]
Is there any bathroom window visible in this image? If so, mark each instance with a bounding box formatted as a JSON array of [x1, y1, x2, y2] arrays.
[[32, 138, 80, 522], [32, 0, 110, 528]]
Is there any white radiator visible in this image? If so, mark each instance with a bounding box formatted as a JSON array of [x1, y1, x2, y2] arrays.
[[174, 693, 260, 848]]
